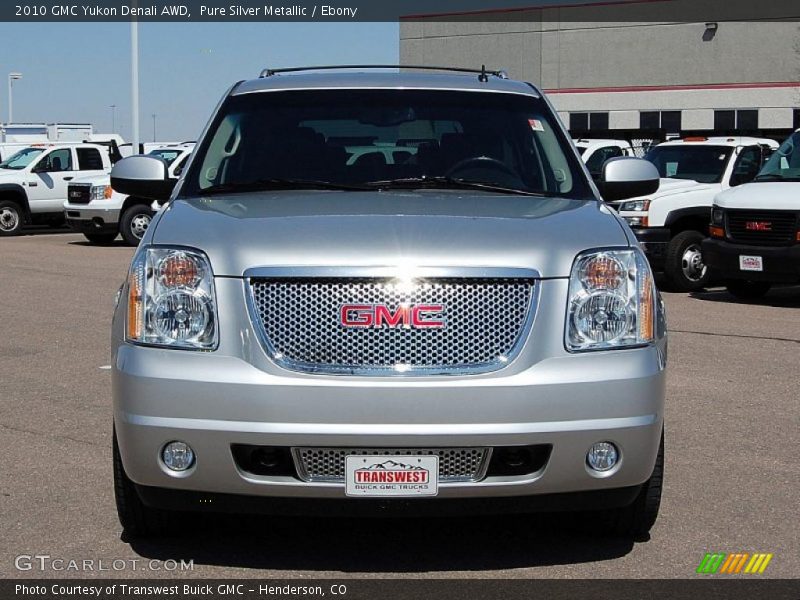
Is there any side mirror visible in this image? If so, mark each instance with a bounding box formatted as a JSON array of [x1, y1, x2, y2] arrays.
[[597, 157, 660, 202], [110, 155, 175, 201]]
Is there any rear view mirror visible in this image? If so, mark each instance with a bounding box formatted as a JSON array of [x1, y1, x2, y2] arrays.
[[111, 156, 175, 201], [597, 157, 660, 202]]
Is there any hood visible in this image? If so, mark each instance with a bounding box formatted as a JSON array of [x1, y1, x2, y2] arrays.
[[71, 173, 110, 185], [715, 181, 800, 211], [151, 191, 628, 278], [652, 178, 718, 198]]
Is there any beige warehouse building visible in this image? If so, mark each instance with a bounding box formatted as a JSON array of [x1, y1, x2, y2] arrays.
[[400, 0, 800, 139]]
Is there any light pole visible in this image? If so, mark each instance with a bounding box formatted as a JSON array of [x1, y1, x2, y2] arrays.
[[8, 72, 22, 123], [152, 113, 156, 142], [110, 104, 116, 133], [131, 21, 139, 153]]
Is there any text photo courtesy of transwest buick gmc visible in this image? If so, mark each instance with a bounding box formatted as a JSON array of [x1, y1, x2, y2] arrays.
[[109, 66, 667, 538]]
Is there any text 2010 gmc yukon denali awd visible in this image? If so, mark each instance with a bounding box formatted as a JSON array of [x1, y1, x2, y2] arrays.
[[110, 67, 667, 538]]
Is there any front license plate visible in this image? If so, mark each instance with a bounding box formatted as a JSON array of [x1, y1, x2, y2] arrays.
[[739, 255, 764, 272], [345, 455, 439, 497]]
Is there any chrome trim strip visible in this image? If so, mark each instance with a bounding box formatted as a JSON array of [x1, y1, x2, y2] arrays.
[[243, 265, 541, 279]]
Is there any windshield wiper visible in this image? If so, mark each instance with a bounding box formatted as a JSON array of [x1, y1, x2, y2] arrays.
[[365, 176, 547, 197], [200, 178, 370, 196]]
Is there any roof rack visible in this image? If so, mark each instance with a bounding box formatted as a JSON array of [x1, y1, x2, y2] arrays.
[[258, 64, 509, 82]]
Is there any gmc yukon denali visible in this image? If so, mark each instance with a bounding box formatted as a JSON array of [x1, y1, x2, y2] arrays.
[[110, 67, 667, 538]]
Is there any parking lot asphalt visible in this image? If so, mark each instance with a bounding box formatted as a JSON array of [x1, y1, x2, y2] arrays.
[[1, 231, 798, 579]]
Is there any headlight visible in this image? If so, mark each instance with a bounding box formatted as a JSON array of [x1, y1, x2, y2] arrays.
[[619, 199, 651, 212], [566, 248, 655, 352], [91, 185, 113, 201], [126, 247, 218, 350], [711, 206, 724, 225]]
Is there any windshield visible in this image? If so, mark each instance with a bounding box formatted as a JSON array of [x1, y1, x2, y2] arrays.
[[148, 148, 184, 167], [0, 147, 44, 170], [755, 131, 800, 182], [182, 89, 593, 199], [645, 145, 732, 184]]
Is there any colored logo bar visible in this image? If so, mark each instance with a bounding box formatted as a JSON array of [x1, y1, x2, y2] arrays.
[[697, 553, 773, 574]]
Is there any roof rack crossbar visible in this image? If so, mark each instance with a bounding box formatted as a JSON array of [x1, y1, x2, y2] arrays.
[[258, 64, 509, 80]]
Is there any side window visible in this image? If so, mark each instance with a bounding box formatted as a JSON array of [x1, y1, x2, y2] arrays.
[[77, 148, 104, 171], [585, 146, 623, 179], [730, 146, 761, 187], [36, 148, 73, 172]]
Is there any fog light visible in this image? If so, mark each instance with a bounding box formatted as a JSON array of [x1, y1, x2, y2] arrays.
[[587, 442, 618, 472], [162, 441, 195, 471]]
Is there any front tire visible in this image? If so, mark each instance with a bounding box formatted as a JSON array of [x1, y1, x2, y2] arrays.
[[588, 429, 664, 539], [664, 230, 710, 292], [113, 428, 176, 538], [120, 204, 153, 246], [726, 280, 772, 300], [0, 200, 24, 236]]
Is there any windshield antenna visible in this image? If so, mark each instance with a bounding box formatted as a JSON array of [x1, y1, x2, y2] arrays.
[[478, 65, 489, 83]]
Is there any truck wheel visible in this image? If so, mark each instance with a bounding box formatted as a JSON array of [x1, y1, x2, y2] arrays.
[[586, 429, 664, 539], [113, 428, 177, 538], [0, 200, 24, 236], [664, 230, 710, 292], [726, 280, 772, 300], [120, 204, 153, 246], [83, 232, 118, 245]]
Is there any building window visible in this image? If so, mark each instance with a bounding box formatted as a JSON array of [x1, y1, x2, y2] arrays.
[[570, 112, 609, 131], [794, 109, 800, 130], [737, 110, 758, 131], [714, 109, 759, 132], [589, 112, 609, 130], [640, 111, 660, 130], [639, 110, 682, 133], [660, 111, 682, 134], [570, 112, 589, 130], [714, 110, 736, 131]]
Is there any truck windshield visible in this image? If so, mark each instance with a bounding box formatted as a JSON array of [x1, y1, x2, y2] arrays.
[[754, 131, 800, 182], [182, 88, 593, 199], [148, 148, 183, 166], [0, 147, 44, 170], [645, 145, 732, 184]]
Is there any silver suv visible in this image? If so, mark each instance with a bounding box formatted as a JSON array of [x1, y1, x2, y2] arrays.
[[110, 67, 667, 538]]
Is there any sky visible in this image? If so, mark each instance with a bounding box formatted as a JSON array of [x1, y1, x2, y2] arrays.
[[0, 22, 399, 141]]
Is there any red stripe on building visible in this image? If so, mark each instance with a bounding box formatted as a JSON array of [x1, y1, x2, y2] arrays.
[[544, 81, 800, 94]]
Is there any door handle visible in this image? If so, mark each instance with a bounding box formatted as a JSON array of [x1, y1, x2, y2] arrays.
[[63, 176, 74, 181]]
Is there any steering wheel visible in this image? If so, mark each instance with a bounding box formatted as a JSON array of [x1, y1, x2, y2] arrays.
[[444, 155, 517, 178]]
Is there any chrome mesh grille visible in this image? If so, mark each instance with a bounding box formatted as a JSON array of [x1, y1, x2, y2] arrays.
[[249, 277, 534, 374], [293, 447, 491, 482]]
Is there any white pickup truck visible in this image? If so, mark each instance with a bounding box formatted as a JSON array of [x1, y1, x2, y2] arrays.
[[611, 136, 778, 291], [63, 143, 194, 245], [0, 143, 111, 236], [703, 129, 800, 299]]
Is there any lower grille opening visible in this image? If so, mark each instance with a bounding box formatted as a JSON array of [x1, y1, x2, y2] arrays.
[[231, 445, 295, 477], [485, 445, 551, 477]]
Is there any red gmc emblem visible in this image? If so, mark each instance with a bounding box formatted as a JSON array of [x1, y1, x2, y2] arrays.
[[745, 221, 772, 231], [340, 304, 445, 329]]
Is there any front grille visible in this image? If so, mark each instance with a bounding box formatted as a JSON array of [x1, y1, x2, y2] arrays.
[[67, 183, 92, 204], [727, 210, 798, 246], [249, 277, 534, 375], [292, 447, 491, 482]]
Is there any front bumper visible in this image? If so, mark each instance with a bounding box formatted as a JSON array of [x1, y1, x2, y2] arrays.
[[113, 277, 666, 508], [703, 238, 800, 283], [64, 203, 120, 234], [630, 227, 670, 269]]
